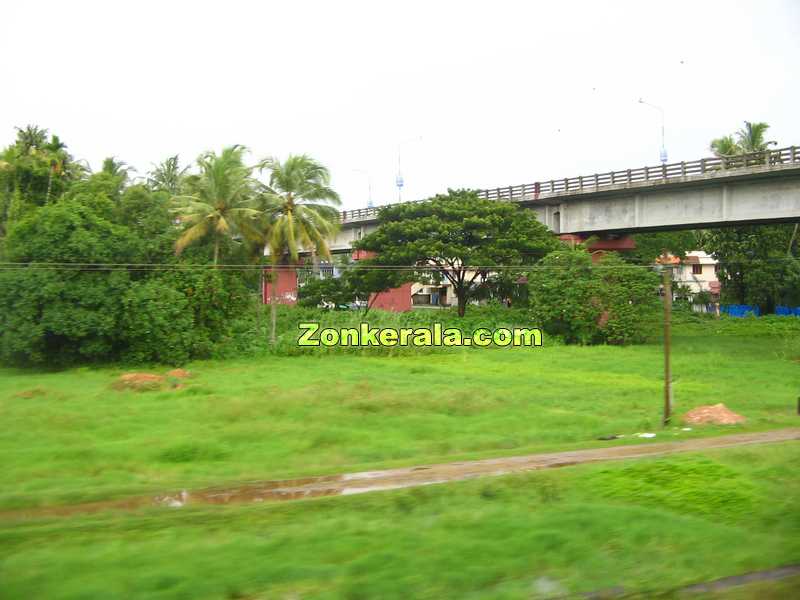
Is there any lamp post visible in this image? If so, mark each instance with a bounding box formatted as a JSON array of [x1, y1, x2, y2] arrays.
[[396, 136, 422, 203], [353, 169, 373, 208], [638, 98, 668, 164]]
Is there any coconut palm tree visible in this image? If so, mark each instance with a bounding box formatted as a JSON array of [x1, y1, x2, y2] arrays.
[[710, 134, 739, 158], [710, 122, 777, 158], [101, 156, 135, 182], [735, 121, 776, 153], [258, 154, 341, 343], [170, 146, 261, 266], [148, 155, 189, 194]]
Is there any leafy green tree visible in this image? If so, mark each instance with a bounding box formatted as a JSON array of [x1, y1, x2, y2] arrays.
[[356, 189, 560, 316], [115, 185, 179, 263], [119, 279, 196, 364], [297, 259, 411, 313], [703, 225, 800, 312], [528, 249, 660, 345], [0, 199, 140, 365], [705, 123, 800, 311], [626, 230, 700, 264], [0, 268, 131, 365], [6, 199, 140, 265], [170, 146, 261, 266], [257, 154, 341, 342], [0, 126, 83, 236]]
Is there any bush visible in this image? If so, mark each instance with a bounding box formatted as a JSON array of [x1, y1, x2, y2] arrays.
[[120, 280, 195, 365], [0, 269, 130, 365], [528, 250, 660, 345]]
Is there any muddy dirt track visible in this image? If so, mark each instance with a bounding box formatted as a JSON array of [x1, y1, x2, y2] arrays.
[[4, 428, 799, 520]]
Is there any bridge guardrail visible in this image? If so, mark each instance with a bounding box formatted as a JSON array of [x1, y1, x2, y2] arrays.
[[340, 146, 800, 223]]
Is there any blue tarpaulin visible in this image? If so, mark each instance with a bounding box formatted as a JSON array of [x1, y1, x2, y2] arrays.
[[720, 304, 761, 317], [720, 305, 800, 317]]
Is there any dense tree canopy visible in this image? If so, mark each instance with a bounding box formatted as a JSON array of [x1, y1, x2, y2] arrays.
[[703, 225, 800, 312], [355, 189, 560, 316], [528, 249, 660, 345]]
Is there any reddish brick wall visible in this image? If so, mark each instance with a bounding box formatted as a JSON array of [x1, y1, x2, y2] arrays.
[[262, 268, 298, 305], [369, 282, 413, 313]]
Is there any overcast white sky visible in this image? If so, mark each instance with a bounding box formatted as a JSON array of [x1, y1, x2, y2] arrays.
[[2, 1, 799, 210]]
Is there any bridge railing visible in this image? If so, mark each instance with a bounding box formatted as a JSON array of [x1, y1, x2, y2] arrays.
[[340, 146, 799, 222], [477, 145, 799, 200]]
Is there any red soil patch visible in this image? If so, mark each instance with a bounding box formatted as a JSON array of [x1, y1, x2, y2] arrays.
[[14, 387, 48, 399], [166, 369, 191, 379], [113, 373, 165, 391], [683, 403, 746, 425]]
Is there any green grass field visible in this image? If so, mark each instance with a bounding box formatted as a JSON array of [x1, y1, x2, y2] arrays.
[[1, 443, 799, 599], [1, 318, 799, 598], [0, 320, 798, 509]]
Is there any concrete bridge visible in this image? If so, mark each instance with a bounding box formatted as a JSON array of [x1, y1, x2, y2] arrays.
[[332, 145, 800, 252]]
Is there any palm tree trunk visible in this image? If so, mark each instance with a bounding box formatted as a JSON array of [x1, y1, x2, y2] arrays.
[[788, 224, 799, 257], [46, 168, 54, 202], [270, 263, 278, 345], [213, 238, 220, 267]]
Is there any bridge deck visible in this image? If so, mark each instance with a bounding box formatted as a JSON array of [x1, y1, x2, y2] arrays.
[[340, 145, 800, 224]]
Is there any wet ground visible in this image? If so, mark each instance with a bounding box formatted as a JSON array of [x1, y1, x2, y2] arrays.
[[4, 428, 799, 520]]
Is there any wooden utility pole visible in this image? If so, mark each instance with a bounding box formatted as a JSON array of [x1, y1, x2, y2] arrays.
[[661, 250, 673, 426]]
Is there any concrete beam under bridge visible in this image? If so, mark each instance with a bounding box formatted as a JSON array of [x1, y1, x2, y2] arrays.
[[333, 160, 800, 248], [525, 163, 800, 235]]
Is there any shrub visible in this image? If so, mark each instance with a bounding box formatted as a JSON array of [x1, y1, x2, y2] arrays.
[[0, 269, 130, 365], [528, 250, 660, 345], [120, 280, 195, 365]]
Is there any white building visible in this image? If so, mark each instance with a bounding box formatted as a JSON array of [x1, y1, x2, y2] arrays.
[[675, 251, 721, 298]]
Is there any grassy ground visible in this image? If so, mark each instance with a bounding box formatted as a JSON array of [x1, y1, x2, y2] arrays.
[[1, 443, 798, 599], [0, 321, 798, 509]]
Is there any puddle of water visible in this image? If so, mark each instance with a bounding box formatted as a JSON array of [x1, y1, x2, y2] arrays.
[[3, 428, 798, 520]]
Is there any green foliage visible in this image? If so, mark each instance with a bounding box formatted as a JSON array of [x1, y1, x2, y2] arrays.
[[626, 230, 699, 264], [0, 269, 130, 365], [5, 198, 139, 264], [297, 276, 354, 309], [158, 269, 252, 358], [0, 190, 252, 365], [147, 155, 189, 195], [710, 120, 776, 156], [0, 126, 85, 236], [297, 260, 413, 312], [528, 249, 660, 344], [258, 154, 341, 263], [170, 146, 262, 265], [120, 280, 195, 365], [703, 224, 800, 312], [356, 189, 560, 316]]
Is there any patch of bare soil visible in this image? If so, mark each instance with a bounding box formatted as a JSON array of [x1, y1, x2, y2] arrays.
[[3, 428, 798, 521], [113, 373, 165, 391], [14, 387, 48, 399], [684, 403, 746, 425], [166, 369, 191, 379]]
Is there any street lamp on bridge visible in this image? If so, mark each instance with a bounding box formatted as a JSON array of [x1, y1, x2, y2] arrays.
[[638, 98, 668, 164]]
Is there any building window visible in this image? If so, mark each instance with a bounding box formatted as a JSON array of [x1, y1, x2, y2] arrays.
[[692, 264, 702, 275]]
